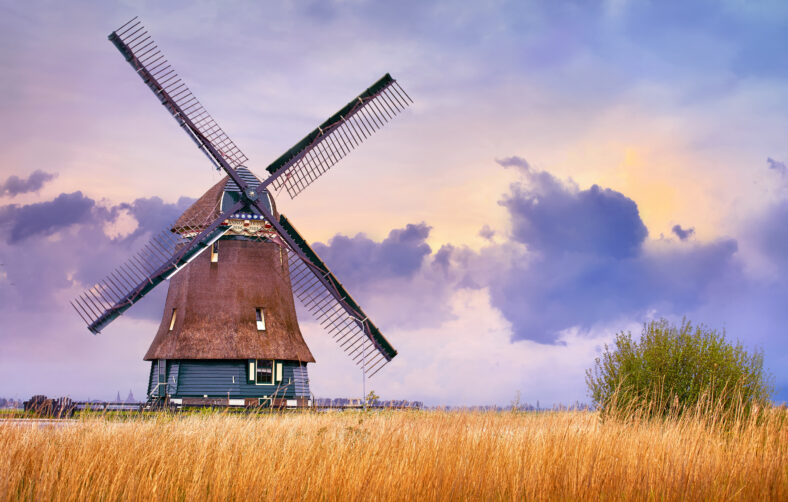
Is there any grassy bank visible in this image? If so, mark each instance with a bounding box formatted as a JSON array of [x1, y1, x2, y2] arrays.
[[1, 409, 786, 500]]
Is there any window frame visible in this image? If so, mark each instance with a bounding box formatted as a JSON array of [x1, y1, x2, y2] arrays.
[[254, 359, 275, 385], [255, 307, 266, 331], [210, 241, 219, 263], [168, 309, 177, 331]]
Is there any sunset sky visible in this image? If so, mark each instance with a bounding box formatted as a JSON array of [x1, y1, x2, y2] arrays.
[[1, 0, 787, 405]]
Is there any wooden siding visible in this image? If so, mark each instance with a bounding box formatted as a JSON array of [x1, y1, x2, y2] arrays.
[[155, 360, 310, 399], [147, 361, 157, 397], [167, 362, 180, 395], [148, 360, 175, 397], [176, 360, 241, 397], [292, 366, 310, 397]]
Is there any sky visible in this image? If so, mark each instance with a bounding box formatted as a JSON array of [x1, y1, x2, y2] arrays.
[[1, 0, 787, 406]]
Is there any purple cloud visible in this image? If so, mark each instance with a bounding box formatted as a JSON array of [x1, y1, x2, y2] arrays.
[[496, 156, 532, 172], [768, 157, 786, 176], [752, 200, 788, 268], [498, 157, 648, 259], [1, 161, 787, 402], [672, 224, 695, 241], [0, 170, 56, 197], [311, 223, 432, 286], [0, 191, 94, 243], [478, 225, 495, 240], [311, 162, 745, 346], [0, 191, 193, 323], [308, 222, 457, 329]]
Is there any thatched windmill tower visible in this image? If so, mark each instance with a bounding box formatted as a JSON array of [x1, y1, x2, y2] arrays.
[[72, 18, 410, 407]]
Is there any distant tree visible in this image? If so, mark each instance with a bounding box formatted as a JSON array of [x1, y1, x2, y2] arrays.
[[510, 390, 522, 411], [586, 318, 773, 420], [365, 390, 380, 406]]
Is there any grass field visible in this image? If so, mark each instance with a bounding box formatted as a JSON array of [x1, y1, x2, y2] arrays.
[[1, 408, 786, 501]]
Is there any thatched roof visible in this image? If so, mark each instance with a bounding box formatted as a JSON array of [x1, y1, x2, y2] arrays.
[[172, 171, 278, 232], [145, 239, 315, 362], [173, 177, 227, 230]]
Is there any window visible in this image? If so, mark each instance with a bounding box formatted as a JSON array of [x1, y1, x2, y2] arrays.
[[255, 308, 266, 331], [210, 241, 219, 263], [255, 359, 274, 385], [168, 309, 177, 331], [158, 359, 166, 384]]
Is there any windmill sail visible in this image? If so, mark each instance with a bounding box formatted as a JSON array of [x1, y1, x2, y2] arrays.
[[82, 18, 406, 378], [262, 74, 413, 199], [278, 214, 397, 376], [108, 17, 249, 171], [72, 201, 243, 334]]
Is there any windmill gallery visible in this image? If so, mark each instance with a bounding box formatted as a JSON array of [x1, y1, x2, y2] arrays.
[[70, 18, 412, 409]]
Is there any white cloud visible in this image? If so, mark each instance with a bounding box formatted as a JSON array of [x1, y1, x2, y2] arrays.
[[303, 287, 621, 407]]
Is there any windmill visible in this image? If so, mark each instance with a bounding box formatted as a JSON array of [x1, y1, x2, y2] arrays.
[[71, 18, 411, 408]]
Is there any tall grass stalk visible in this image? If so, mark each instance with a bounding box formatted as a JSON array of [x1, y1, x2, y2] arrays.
[[1, 408, 786, 500]]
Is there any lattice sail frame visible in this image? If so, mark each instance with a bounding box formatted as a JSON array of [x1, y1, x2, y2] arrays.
[[278, 215, 397, 376], [262, 74, 413, 199], [204, 211, 396, 376], [72, 198, 243, 334], [108, 17, 248, 170]]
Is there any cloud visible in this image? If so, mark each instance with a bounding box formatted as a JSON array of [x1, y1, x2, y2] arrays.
[[312, 223, 432, 285], [751, 200, 788, 268], [433, 244, 453, 275], [393, 161, 746, 346], [304, 161, 757, 349], [479, 239, 737, 344], [0, 170, 56, 197], [303, 173, 778, 402], [1, 168, 786, 405], [302, 287, 622, 407], [115, 196, 197, 243], [478, 224, 495, 240], [1, 165, 787, 403], [309, 222, 458, 330], [0, 191, 95, 243], [0, 191, 194, 322], [672, 224, 695, 240], [498, 156, 648, 259], [768, 157, 786, 176], [306, 161, 747, 347], [496, 156, 532, 171]]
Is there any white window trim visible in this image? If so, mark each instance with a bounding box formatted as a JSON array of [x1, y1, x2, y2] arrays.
[[255, 307, 266, 331]]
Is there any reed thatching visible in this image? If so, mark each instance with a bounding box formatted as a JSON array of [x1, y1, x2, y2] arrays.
[[173, 177, 227, 230], [145, 233, 314, 362]]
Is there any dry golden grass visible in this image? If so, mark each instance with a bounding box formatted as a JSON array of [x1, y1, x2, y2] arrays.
[[1, 408, 786, 501]]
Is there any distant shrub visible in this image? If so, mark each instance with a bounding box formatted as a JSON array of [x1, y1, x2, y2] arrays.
[[586, 318, 772, 421]]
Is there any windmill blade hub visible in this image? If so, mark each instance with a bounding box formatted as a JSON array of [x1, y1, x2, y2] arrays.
[[244, 187, 260, 201]]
